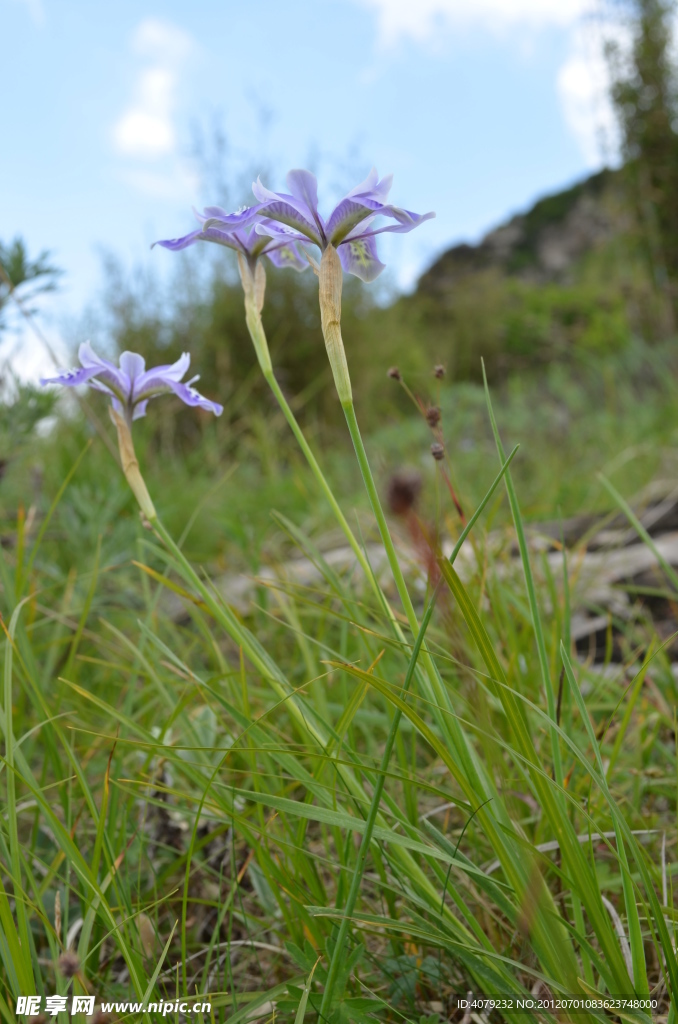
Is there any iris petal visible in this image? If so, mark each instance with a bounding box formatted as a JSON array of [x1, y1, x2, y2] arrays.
[[326, 198, 376, 245], [347, 168, 393, 203], [40, 364, 102, 388], [136, 352, 191, 398], [255, 220, 310, 243], [253, 200, 320, 244], [78, 342, 130, 398], [199, 204, 262, 229], [345, 208, 436, 240], [153, 229, 204, 252], [286, 169, 320, 219], [41, 344, 222, 417], [337, 235, 386, 282], [167, 379, 224, 415], [264, 241, 308, 272], [119, 352, 146, 386]]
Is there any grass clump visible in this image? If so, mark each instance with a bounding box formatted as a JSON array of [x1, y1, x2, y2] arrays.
[[0, 336, 675, 1022]]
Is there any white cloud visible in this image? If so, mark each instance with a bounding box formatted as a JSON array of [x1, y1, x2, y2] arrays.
[[355, 0, 588, 46], [355, 0, 628, 168], [114, 68, 176, 158], [557, 25, 623, 167], [112, 18, 194, 161]]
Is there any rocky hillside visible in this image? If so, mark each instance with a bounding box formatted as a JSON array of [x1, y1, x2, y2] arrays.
[[419, 170, 621, 296], [402, 167, 663, 381]]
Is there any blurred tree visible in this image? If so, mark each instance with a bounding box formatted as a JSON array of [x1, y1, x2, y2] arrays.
[[0, 238, 62, 465], [0, 236, 62, 332], [607, 0, 678, 324]]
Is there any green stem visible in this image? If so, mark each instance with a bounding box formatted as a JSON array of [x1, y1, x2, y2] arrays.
[[252, 323, 441, 705], [242, 295, 396, 629], [246, 305, 450, 724], [263, 370, 386, 605], [342, 399, 420, 637]]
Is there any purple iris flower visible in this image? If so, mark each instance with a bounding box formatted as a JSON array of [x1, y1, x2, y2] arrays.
[[204, 168, 435, 283], [153, 214, 307, 273], [41, 342, 223, 421]]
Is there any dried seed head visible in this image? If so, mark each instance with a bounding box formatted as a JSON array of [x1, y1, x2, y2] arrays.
[[430, 442, 445, 461], [387, 366, 401, 381], [58, 951, 81, 979], [387, 469, 423, 516], [425, 406, 441, 428], [434, 364, 445, 379]]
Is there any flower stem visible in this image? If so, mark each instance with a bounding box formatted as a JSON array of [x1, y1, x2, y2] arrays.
[[262, 370, 380, 590], [341, 399, 421, 636], [241, 282, 398, 623], [340, 393, 458, 734]]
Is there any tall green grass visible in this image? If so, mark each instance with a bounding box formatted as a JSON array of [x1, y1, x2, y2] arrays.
[[0, 359, 676, 1022]]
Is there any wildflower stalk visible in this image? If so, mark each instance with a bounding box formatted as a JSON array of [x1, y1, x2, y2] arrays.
[[318, 247, 421, 634], [238, 256, 392, 613], [317, 249, 463, 736]]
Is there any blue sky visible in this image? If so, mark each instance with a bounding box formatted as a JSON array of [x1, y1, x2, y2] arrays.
[[2, 0, 615, 371]]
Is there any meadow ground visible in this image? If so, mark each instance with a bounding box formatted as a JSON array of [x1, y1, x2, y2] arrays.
[[1, 339, 677, 1023]]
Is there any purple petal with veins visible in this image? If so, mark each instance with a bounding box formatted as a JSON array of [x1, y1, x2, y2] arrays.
[[347, 168, 393, 203], [252, 199, 320, 244], [337, 234, 386, 283], [41, 363, 103, 389], [326, 198, 377, 245], [166, 379, 223, 415], [136, 352, 192, 399], [154, 219, 309, 275], [255, 220, 313, 245], [199, 204, 262, 229], [152, 229, 204, 252], [41, 343, 222, 418], [286, 169, 320, 220], [265, 241, 308, 272], [252, 168, 433, 279], [345, 208, 436, 241], [119, 352, 146, 387]]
